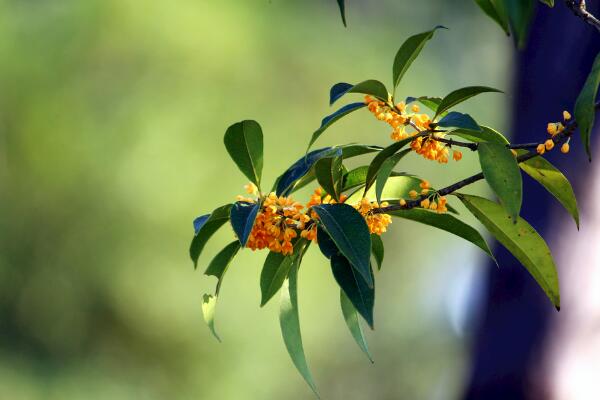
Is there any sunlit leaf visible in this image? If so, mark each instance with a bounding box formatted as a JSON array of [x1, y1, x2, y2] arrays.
[[224, 120, 263, 187], [342, 166, 370, 191], [230, 201, 260, 247], [340, 290, 373, 362], [574, 50, 600, 161], [313, 204, 372, 287], [538, 0, 554, 7], [388, 209, 494, 260], [478, 142, 522, 220], [393, 26, 445, 91], [331, 254, 374, 328], [308, 102, 366, 150], [370, 234, 384, 270], [436, 111, 481, 131], [190, 204, 232, 268], [280, 257, 319, 397], [202, 294, 220, 342], [458, 194, 560, 308], [448, 125, 509, 144], [347, 175, 422, 204], [435, 86, 502, 118]]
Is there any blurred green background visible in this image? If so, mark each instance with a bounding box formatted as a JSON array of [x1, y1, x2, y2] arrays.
[[0, 1, 512, 399]]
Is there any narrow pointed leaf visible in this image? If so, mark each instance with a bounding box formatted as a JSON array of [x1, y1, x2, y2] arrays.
[[313, 204, 372, 287], [371, 234, 384, 270], [474, 0, 510, 34], [260, 240, 308, 307], [448, 125, 509, 144], [539, 0, 553, 6], [406, 96, 443, 113], [280, 260, 319, 397], [478, 142, 522, 220], [389, 208, 494, 260], [202, 294, 220, 342], [275, 147, 333, 195], [375, 149, 411, 203], [457, 194, 560, 308], [190, 204, 233, 268], [308, 102, 366, 150], [342, 166, 370, 191], [230, 201, 260, 247], [336, 0, 346, 26], [224, 120, 263, 187], [330, 80, 389, 106], [519, 156, 579, 228], [364, 137, 414, 195], [504, 0, 535, 48], [435, 86, 502, 118], [314, 156, 344, 200], [436, 111, 481, 131], [348, 175, 422, 204], [331, 254, 374, 328], [393, 26, 445, 91], [574, 51, 600, 161], [340, 290, 373, 362]]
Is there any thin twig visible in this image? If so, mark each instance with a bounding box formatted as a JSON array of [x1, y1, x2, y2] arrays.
[[565, 0, 600, 33]]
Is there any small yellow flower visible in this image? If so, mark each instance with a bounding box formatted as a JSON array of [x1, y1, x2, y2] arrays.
[[547, 123, 557, 136], [545, 139, 555, 151], [561, 142, 570, 154], [420, 198, 430, 209], [452, 150, 462, 161], [399, 198, 407, 206], [536, 144, 546, 155], [409, 190, 418, 199], [563, 110, 572, 121]]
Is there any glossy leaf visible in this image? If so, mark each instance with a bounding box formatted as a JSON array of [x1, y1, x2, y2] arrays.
[[340, 290, 373, 362], [574, 51, 600, 161], [308, 102, 366, 150], [436, 111, 481, 131], [342, 166, 369, 191], [275, 147, 333, 195], [317, 227, 339, 259], [330, 80, 389, 106], [448, 125, 509, 144], [519, 156, 579, 228], [393, 26, 445, 91], [224, 120, 263, 187], [336, 0, 347, 26], [458, 194, 560, 308], [375, 149, 411, 203], [331, 254, 374, 328], [280, 258, 319, 397], [389, 209, 494, 260], [435, 86, 502, 118], [190, 204, 232, 268], [371, 234, 384, 270], [474, 0, 510, 34], [230, 201, 260, 246], [313, 204, 373, 287], [260, 240, 308, 307], [330, 82, 353, 105], [478, 142, 522, 220], [315, 155, 344, 200], [364, 137, 414, 195]]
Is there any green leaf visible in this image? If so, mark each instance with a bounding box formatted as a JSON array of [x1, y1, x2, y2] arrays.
[[375, 149, 411, 203], [312, 204, 373, 287], [478, 142, 522, 220], [435, 86, 502, 118], [574, 50, 600, 161], [364, 137, 415, 195], [190, 204, 232, 268], [308, 102, 366, 150], [519, 156, 579, 228], [436, 111, 481, 131], [201, 240, 241, 342], [504, 0, 535, 48], [388, 209, 494, 260], [314, 155, 344, 201], [342, 166, 370, 191], [202, 294, 220, 342], [538, 0, 553, 7], [371, 234, 384, 270], [230, 201, 260, 246], [347, 175, 422, 204], [224, 120, 264, 187], [260, 240, 308, 307], [457, 194, 560, 308], [393, 26, 445, 91], [336, 0, 347, 26], [331, 254, 375, 328], [280, 258, 319, 397], [474, 0, 510, 34], [448, 125, 509, 144], [317, 226, 339, 259], [340, 290, 373, 362], [406, 96, 443, 113], [330, 80, 389, 105]]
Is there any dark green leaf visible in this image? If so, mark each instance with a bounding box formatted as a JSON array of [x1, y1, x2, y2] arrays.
[[190, 204, 232, 268], [340, 290, 373, 362], [280, 257, 319, 397], [474, 0, 510, 34], [406, 96, 443, 113], [388, 209, 494, 260], [331, 254, 374, 328], [308, 102, 366, 150], [371, 234, 384, 270], [478, 142, 522, 220], [504, 0, 535, 48], [435, 86, 502, 118], [375, 149, 411, 203], [315, 156, 344, 200], [260, 240, 308, 307], [574, 51, 600, 161], [448, 125, 509, 144], [436, 111, 481, 131], [364, 137, 414, 195], [330, 82, 353, 105], [330, 80, 389, 106], [313, 204, 372, 287], [519, 155, 579, 228], [458, 194, 560, 308], [538, 0, 553, 7], [230, 201, 260, 247], [317, 227, 339, 259], [275, 147, 333, 196], [336, 0, 347, 26], [224, 120, 264, 187], [393, 26, 445, 91], [338, 144, 383, 158]]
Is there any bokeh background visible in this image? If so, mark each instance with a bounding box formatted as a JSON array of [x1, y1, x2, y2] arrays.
[[3, 1, 596, 399]]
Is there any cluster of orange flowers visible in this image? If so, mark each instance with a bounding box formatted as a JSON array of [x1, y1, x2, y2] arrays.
[[364, 95, 462, 163], [537, 110, 571, 155], [406, 180, 449, 213], [236, 184, 394, 256]]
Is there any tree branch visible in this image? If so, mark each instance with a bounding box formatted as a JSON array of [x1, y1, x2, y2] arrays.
[[565, 0, 600, 33]]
